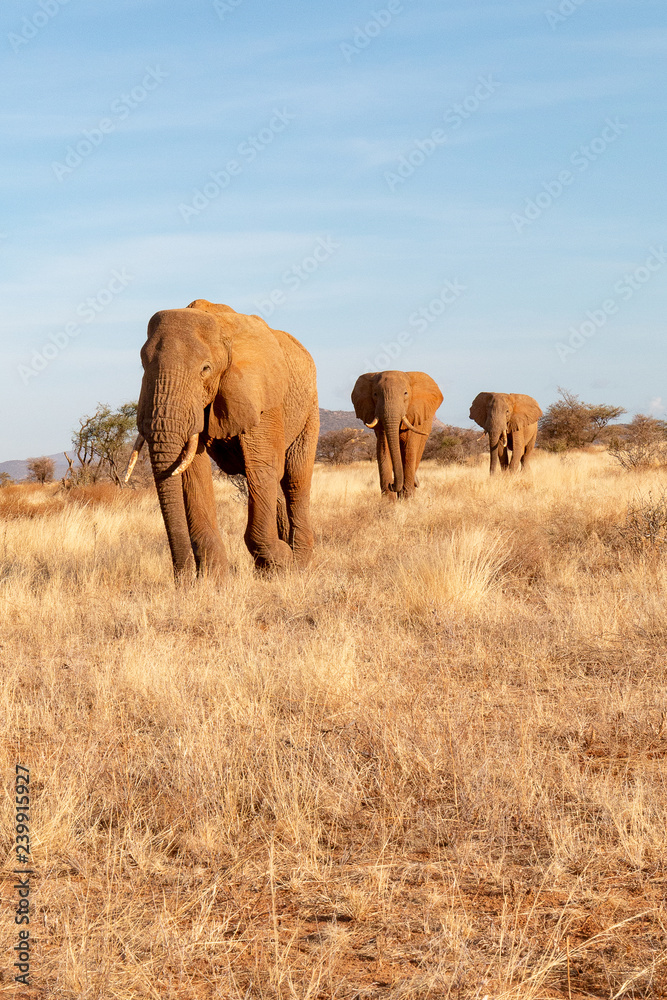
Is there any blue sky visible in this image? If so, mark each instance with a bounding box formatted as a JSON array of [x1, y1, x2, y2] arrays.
[[2, 0, 665, 461]]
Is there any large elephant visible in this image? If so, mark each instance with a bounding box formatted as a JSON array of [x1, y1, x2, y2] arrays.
[[352, 370, 443, 498], [469, 392, 542, 474], [126, 299, 319, 580]]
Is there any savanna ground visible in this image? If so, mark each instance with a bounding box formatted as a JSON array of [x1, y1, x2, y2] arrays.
[[1, 452, 666, 999]]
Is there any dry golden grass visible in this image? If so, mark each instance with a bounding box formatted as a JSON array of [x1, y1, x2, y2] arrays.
[[1, 452, 667, 998]]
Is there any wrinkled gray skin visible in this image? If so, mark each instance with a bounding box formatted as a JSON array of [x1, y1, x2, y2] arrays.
[[469, 391, 542, 475]]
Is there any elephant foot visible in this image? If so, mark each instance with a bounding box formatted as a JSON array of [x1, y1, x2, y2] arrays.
[[192, 539, 228, 581], [381, 489, 397, 502], [171, 551, 197, 585], [173, 565, 196, 586], [196, 560, 228, 583], [291, 531, 314, 569], [292, 547, 313, 569], [387, 486, 415, 500], [249, 538, 294, 573]]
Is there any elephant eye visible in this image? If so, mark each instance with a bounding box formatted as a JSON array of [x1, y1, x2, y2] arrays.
[[202, 363, 212, 375]]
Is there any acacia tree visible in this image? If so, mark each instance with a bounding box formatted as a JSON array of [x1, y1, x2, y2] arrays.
[[68, 402, 138, 485], [26, 456, 55, 483], [423, 426, 486, 465], [609, 414, 667, 470], [539, 388, 625, 451], [317, 428, 374, 464]]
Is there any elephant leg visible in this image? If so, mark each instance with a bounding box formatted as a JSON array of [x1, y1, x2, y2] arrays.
[[414, 430, 429, 481], [401, 428, 427, 498], [509, 429, 524, 472], [498, 438, 510, 471], [282, 401, 318, 568], [522, 425, 537, 470], [241, 417, 293, 571], [182, 443, 228, 579], [277, 490, 290, 543], [375, 428, 396, 499]]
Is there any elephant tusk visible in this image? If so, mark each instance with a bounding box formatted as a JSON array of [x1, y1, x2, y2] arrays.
[[365, 417, 378, 428], [401, 416, 429, 436], [124, 434, 145, 483], [171, 434, 199, 476]]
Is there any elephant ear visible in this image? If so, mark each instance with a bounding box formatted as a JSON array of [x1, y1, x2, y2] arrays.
[[407, 372, 443, 429], [206, 365, 260, 439], [469, 392, 494, 430], [508, 394, 543, 431], [351, 373, 377, 426], [187, 300, 287, 440]]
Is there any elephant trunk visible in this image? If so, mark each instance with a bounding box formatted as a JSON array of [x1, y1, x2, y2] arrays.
[[489, 440, 500, 475], [154, 468, 195, 580], [488, 416, 507, 475], [140, 371, 201, 580], [382, 408, 404, 495]]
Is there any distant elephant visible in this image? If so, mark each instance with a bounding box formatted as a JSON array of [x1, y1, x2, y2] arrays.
[[469, 392, 542, 474], [126, 299, 319, 580], [352, 370, 443, 498]]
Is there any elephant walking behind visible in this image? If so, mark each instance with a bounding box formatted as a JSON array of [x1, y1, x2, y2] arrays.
[[469, 392, 542, 474], [352, 370, 443, 498], [127, 299, 319, 581]]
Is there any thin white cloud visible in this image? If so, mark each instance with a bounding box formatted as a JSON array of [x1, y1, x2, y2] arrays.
[[567, 28, 667, 55]]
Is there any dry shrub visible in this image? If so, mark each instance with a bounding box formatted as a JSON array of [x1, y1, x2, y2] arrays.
[[399, 526, 507, 617], [0, 482, 63, 520], [63, 482, 147, 508], [609, 414, 667, 470], [617, 490, 667, 556], [0, 481, 149, 520]]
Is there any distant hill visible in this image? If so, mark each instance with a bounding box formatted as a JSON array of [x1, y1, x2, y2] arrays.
[[1, 411, 452, 480], [0, 452, 71, 482], [319, 409, 445, 434], [319, 409, 365, 433]]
